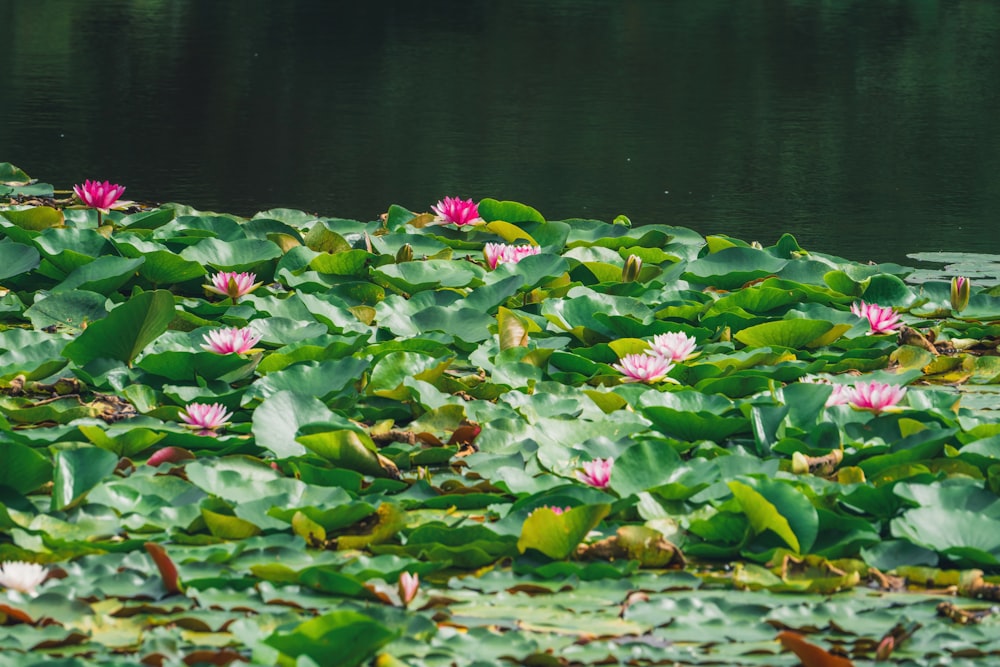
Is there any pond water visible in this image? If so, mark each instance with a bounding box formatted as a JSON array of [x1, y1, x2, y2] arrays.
[[2, 0, 998, 265]]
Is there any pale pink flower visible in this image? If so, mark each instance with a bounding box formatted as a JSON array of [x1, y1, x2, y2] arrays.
[[577, 458, 613, 489], [179, 402, 232, 435], [800, 375, 855, 407], [201, 327, 261, 354], [649, 332, 698, 362], [73, 180, 126, 212], [851, 301, 901, 335], [826, 383, 856, 407], [0, 561, 47, 596], [483, 242, 541, 269], [849, 380, 906, 414], [398, 571, 419, 606], [611, 353, 674, 383], [205, 271, 261, 301], [431, 197, 482, 226]]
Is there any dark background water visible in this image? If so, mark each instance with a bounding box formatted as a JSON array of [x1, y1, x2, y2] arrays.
[[2, 0, 998, 264]]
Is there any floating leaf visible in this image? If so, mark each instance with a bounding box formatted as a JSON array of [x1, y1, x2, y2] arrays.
[[62, 289, 176, 366], [517, 504, 610, 559]]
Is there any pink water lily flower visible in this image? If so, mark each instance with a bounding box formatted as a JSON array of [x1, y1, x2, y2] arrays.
[[483, 242, 541, 269], [611, 352, 674, 383], [649, 332, 698, 362], [179, 402, 232, 435], [849, 380, 906, 414], [205, 271, 261, 301], [0, 561, 47, 596], [800, 375, 855, 407], [577, 458, 614, 489], [73, 180, 126, 212], [398, 572, 420, 607], [851, 301, 901, 335], [201, 327, 261, 354], [431, 196, 482, 226]]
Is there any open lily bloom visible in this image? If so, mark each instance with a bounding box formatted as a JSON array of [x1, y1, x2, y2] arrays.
[[73, 180, 126, 212], [205, 271, 261, 301], [577, 458, 614, 489], [849, 380, 906, 414], [851, 301, 901, 335], [483, 242, 541, 269], [0, 561, 47, 595], [431, 196, 482, 226], [612, 353, 674, 383], [649, 332, 698, 362], [201, 327, 261, 355], [180, 402, 232, 435]]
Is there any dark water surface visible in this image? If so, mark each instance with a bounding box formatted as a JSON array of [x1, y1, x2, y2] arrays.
[[2, 0, 998, 264]]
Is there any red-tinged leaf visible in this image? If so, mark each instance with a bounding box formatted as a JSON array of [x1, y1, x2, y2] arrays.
[[182, 649, 248, 666], [777, 631, 854, 667], [144, 542, 183, 595], [362, 582, 396, 605], [0, 603, 34, 624], [448, 423, 481, 445], [147, 446, 195, 466]]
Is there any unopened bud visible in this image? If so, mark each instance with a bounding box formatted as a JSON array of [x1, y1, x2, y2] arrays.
[[876, 635, 894, 661], [950, 276, 970, 313], [622, 254, 642, 283], [398, 571, 419, 607], [395, 243, 413, 263], [791, 451, 810, 475]]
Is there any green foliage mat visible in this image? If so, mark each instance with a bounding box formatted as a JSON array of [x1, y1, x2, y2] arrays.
[[1, 165, 999, 665]]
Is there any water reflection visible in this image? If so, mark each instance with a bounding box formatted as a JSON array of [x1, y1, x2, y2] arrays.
[[1, 0, 997, 264]]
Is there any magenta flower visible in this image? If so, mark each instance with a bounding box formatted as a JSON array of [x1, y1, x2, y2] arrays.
[[483, 242, 541, 269], [201, 327, 261, 354], [431, 197, 482, 226], [0, 561, 47, 596], [577, 458, 614, 489], [546, 505, 572, 515], [179, 402, 232, 435], [849, 380, 906, 414], [73, 180, 126, 212], [851, 301, 901, 335], [205, 271, 261, 301], [611, 353, 674, 383], [398, 571, 419, 607], [649, 332, 698, 362]]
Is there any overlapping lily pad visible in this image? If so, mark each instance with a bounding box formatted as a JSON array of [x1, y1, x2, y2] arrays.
[[1, 163, 999, 665]]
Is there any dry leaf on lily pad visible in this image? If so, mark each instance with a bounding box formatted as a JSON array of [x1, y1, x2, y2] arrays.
[[777, 631, 854, 667]]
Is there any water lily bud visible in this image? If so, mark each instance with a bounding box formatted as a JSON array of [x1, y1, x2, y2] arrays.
[[395, 243, 413, 263], [791, 452, 810, 475], [622, 254, 642, 283], [950, 276, 970, 313], [398, 571, 419, 606], [876, 635, 894, 661]]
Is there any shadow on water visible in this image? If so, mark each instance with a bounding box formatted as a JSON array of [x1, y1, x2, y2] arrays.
[[2, 0, 998, 264]]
